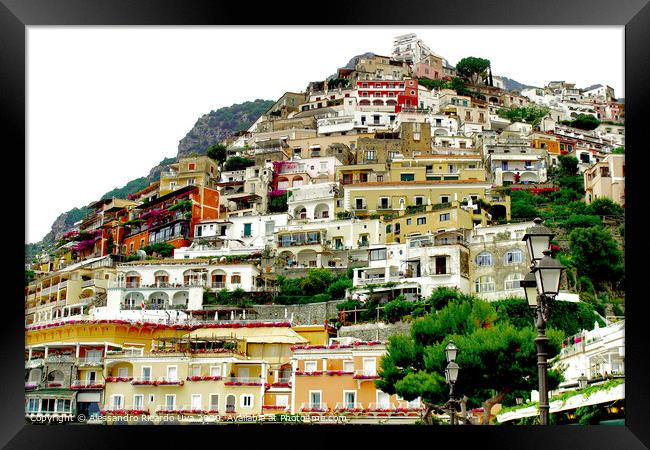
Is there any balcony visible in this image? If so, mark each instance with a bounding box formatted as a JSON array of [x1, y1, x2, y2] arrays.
[[131, 377, 184, 386], [334, 402, 365, 413], [299, 403, 329, 413], [71, 380, 105, 389], [353, 370, 379, 380], [25, 358, 44, 369], [224, 377, 263, 386], [211, 282, 226, 289], [45, 355, 76, 364], [77, 357, 104, 366]]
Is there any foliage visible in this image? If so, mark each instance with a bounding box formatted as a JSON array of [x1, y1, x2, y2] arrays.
[[558, 155, 579, 176], [206, 288, 251, 307], [224, 156, 255, 171], [426, 286, 464, 310], [510, 189, 541, 219], [455, 57, 491, 86], [142, 242, 175, 258], [300, 269, 334, 296], [376, 298, 564, 424], [168, 199, 192, 213], [327, 78, 350, 89], [560, 214, 602, 230], [569, 227, 624, 290], [586, 198, 624, 217], [611, 146, 625, 154], [383, 295, 413, 323], [565, 114, 600, 131], [206, 143, 228, 163], [336, 211, 353, 220], [557, 175, 584, 196], [327, 277, 353, 299], [25, 270, 36, 286], [496, 105, 550, 127], [268, 192, 288, 213], [105, 233, 116, 255]]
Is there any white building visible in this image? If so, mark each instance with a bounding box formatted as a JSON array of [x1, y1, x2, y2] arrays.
[[352, 233, 471, 299], [551, 320, 624, 389], [486, 146, 547, 185], [106, 260, 262, 312], [175, 213, 289, 259], [287, 181, 338, 221]]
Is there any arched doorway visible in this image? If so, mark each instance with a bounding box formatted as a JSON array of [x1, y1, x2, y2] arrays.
[[148, 292, 169, 310]]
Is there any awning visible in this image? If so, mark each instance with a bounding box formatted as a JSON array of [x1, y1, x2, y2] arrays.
[[184, 327, 308, 344]]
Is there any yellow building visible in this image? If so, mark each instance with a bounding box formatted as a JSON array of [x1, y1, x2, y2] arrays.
[[335, 163, 390, 186], [159, 156, 220, 196], [383, 201, 489, 244], [100, 324, 308, 422]]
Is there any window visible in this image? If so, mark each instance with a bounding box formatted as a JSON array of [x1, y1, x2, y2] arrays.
[[111, 395, 124, 409], [440, 213, 450, 221], [190, 366, 201, 377], [187, 178, 195, 186], [240, 394, 253, 408], [400, 173, 415, 181], [475, 276, 495, 293], [406, 218, 412, 225], [363, 358, 377, 376], [475, 252, 493, 266], [243, 223, 252, 237], [26, 399, 39, 413], [417, 217, 426, 225], [366, 151, 376, 161], [167, 366, 178, 381], [505, 273, 524, 290], [231, 274, 241, 284], [141, 367, 151, 381], [440, 195, 450, 204], [504, 249, 523, 264], [343, 361, 355, 372], [379, 197, 390, 209], [117, 367, 128, 378], [265, 221, 275, 236], [210, 366, 222, 377], [376, 175, 384, 182], [210, 394, 219, 411], [191, 394, 202, 410], [188, 163, 196, 171], [133, 394, 144, 410], [310, 391, 322, 409], [369, 248, 387, 261], [435, 256, 447, 274], [165, 394, 176, 410], [344, 391, 357, 409], [414, 196, 424, 206], [304, 361, 318, 372], [377, 391, 390, 409], [276, 395, 289, 408], [354, 198, 366, 210], [385, 224, 393, 234]]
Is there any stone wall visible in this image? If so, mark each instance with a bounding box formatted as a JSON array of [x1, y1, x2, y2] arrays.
[[253, 299, 347, 325], [337, 321, 411, 341]]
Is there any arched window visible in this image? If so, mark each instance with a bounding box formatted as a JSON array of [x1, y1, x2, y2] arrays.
[[475, 276, 495, 293], [504, 249, 523, 264], [505, 273, 524, 290], [475, 252, 493, 266]]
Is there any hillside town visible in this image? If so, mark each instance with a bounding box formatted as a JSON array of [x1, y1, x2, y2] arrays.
[[25, 34, 625, 425]]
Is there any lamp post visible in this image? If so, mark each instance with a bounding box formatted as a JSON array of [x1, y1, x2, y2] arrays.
[[522, 218, 565, 426], [444, 341, 460, 425]]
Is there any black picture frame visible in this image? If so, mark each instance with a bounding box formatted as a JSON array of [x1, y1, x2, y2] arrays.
[[3, 0, 648, 448]]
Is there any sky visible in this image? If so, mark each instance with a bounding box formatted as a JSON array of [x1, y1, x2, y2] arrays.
[[26, 26, 624, 243]]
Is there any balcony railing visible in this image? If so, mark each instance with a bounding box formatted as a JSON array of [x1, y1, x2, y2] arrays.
[[299, 403, 329, 413], [25, 358, 44, 369], [211, 282, 226, 289], [71, 380, 105, 389], [353, 370, 379, 379], [334, 402, 365, 412], [77, 357, 104, 365], [45, 355, 76, 363], [224, 377, 264, 386]]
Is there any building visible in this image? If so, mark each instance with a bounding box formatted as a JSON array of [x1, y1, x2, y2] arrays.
[[355, 78, 419, 113], [290, 337, 421, 421], [583, 154, 625, 206], [159, 156, 220, 196], [486, 145, 547, 186]]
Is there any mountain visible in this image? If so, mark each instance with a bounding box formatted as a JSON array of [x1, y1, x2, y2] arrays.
[[500, 77, 538, 93], [27, 100, 276, 262], [177, 99, 274, 158]]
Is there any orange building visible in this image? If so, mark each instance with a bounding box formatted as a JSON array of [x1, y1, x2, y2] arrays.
[[290, 339, 422, 422], [121, 185, 220, 255]]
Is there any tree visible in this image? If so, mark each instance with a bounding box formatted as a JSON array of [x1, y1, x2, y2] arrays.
[[586, 198, 624, 217], [612, 146, 625, 154], [375, 299, 564, 425], [455, 57, 491, 86], [142, 242, 175, 258], [25, 270, 36, 286], [569, 227, 624, 290], [224, 156, 255, 171], [383, 295, 413, 323], [268, 192, 288, 213], [300, 269, 334, 296], [568, 114, 600, 131], [558, 155, 579, 176], [496, 105, 550, 127], [207, 143, 228, 163]]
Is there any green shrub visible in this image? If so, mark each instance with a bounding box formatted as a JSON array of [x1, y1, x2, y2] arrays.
[[561, 214, 602, 230], [587, 198, 624, 217], [383, 295, 413, 323], [327, 277, 353, 299]]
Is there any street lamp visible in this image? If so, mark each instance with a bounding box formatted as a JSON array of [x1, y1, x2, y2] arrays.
[[522, 218, 565, 426], [445, 341, 460, 425]]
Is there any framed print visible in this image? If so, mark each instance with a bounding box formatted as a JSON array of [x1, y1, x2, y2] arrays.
[[3, 0, 649, 448]]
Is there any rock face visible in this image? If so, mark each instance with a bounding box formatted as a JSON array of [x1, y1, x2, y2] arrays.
[[177, 99, 274, 158]]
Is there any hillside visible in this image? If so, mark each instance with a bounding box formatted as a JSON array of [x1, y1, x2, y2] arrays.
[[177, 99, 274, 158], [27, 100, 275, 262]]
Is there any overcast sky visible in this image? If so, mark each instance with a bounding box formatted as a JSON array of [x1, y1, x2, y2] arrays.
[[26, 26, 624, 243]]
